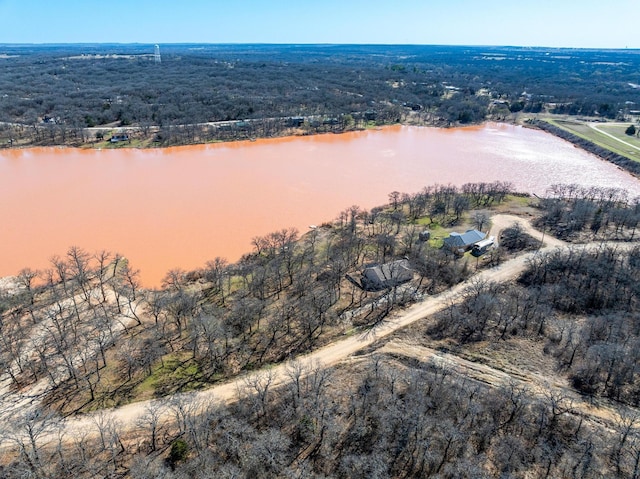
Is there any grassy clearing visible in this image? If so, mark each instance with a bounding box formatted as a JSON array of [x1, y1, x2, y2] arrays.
[[92, 138, 155, 149], [412, 218, 449, 248], [413, 220, 449, 248], [413, 217, 431, 226], [134, 354, 206, 400], [547, 119, 640, 162], [505, 195, 533, 206], [426, 224, 448, 248], [57, 351, 208, 414], [595, 123, 640, 147]]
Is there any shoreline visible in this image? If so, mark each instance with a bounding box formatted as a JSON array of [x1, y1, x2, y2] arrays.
[[4, 116, 638, 182], [0, 116, 479, 151], [527, 119, 640, 179]]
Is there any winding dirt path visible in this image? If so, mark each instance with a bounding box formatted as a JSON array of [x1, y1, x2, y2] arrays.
[[378, 339, 624, 426], [489, 214, 566, 248]]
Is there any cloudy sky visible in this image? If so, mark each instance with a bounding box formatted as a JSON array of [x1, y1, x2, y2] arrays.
[[0, 0, 637, 48]]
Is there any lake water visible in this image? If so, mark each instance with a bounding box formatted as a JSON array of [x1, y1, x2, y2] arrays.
[[2, 123, 639, 286]]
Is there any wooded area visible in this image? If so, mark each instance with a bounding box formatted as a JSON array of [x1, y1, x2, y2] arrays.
[[2, 182, 640, 477], [0, 182, 512, 415], [1, 44, 639, 147]]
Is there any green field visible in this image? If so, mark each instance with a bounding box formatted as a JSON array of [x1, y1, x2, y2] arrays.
[[547, 119, 640, 163]]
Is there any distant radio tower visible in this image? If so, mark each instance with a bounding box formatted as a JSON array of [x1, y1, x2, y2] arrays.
[[154, 44, 161, 63]]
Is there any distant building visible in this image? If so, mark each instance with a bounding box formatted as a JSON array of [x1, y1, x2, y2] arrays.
[[361, 259, 414, 291], [443, 229, 486, 253], [110, 133, 129, 143], [287, 117, 305, 127], [403, 102, 423, 111]]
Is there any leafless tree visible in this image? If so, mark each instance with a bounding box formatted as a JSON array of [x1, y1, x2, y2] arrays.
[[4, 408, 61, 477], [136, 401, 167, 452]]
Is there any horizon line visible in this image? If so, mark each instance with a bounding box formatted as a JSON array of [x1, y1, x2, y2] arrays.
[[0, 42, 638, 51]]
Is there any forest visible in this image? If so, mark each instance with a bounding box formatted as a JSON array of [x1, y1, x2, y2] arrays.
[[1, 44, 639, 146], [2, 182, 640, 477]]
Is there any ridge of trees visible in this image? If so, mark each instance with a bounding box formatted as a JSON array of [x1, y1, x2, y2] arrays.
[[538, 183, 639, 240], [427, 185, 640, 405], [0, 181, 512, 416]]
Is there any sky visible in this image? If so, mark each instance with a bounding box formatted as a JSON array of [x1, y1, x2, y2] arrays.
[[0, 0, 637, 49]]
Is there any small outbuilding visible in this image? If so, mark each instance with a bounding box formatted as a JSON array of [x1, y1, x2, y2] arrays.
[[323, 117, 339, 126], [418, 230, 431, 242], [287, 116, 305, 127], [361, 259, 414, 291]]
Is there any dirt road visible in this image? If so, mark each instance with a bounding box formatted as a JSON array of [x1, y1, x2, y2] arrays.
[[378, 339, 625, 425], [489, 213, 566, 248]]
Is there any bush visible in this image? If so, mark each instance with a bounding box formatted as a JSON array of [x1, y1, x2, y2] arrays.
[[167, 439, 189, 469], [499, 223, 539, 252]]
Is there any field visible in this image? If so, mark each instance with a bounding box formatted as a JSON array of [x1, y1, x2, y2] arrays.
[[547, 118, 640, 162]]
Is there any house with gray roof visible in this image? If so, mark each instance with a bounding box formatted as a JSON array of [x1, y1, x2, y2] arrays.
[[361, 259, 414, 291], [443, 229, 486, 253]]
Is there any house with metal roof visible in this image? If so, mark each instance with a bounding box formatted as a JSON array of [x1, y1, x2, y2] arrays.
[[361, 259, 414, 291], [110, 133, 129, 143], [443, 229, 486, 253]]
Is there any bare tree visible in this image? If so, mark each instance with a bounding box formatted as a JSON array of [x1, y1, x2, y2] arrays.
[[16, 267, 39, 324], [474, 211, 488, 231], [238, 369, 277, 422], [136, 401, 167, 452], [4, 408, 60, 476]]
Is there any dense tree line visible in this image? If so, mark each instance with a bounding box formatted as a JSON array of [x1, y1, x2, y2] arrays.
[[3, 353, 638, 478], [455, 243, 640, 409], [537, 184, 640, 240], [1, 44, 639, 146], [428, 189, 640, 407]]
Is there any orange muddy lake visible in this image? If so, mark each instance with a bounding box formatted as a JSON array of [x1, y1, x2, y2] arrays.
[[2, 124, 640, 286]]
